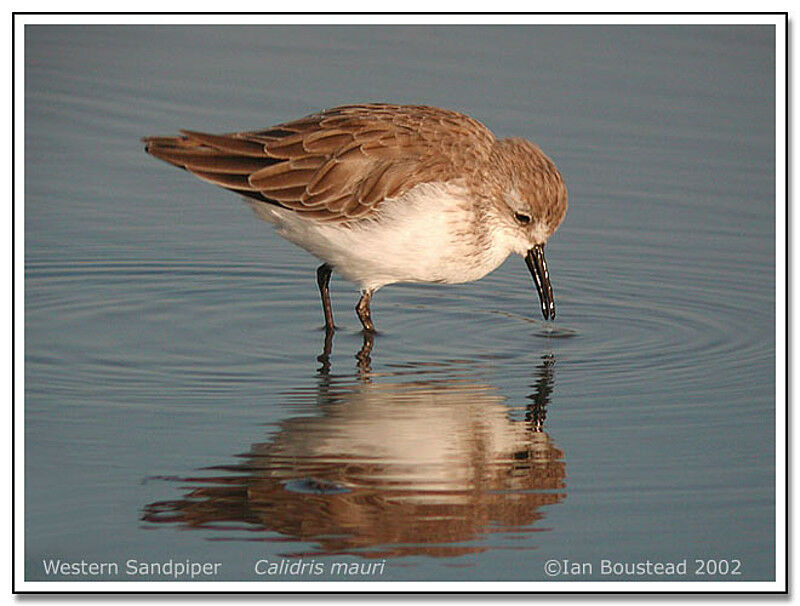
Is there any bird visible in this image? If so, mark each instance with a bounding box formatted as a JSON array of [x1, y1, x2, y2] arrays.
[[143, 103, 567, 333]]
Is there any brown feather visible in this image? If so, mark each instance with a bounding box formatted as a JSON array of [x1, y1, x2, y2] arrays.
[[303, 130, 354, 154], [264, 138, 308, 160], [256, 169, 318, 191], [163, 151, 268, 174], [260, 185, 308, 202], [249, 162, 309, 188], [289, 155, 327, 170], [144, 103, 498, 224], [179, 130, 266, 157], [189, 170, 255, 190]]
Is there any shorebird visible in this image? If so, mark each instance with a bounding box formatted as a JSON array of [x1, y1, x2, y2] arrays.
[[143, 104, 567, 333]]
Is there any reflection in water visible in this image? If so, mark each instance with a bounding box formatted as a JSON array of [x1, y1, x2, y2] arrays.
[[143, 336, 565, 558]]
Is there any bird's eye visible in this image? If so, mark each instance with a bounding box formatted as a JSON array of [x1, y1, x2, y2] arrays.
[[514, 212, 531, 225]]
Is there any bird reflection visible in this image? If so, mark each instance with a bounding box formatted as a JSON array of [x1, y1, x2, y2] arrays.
[[142, 334, 565, 558], [318, 328, 374, 376]]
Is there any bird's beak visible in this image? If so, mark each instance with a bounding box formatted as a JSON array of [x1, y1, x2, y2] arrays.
[[525, 245, 555, 320]]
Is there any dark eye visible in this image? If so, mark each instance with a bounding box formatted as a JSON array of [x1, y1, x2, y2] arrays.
[[514, 212, 531, 225]]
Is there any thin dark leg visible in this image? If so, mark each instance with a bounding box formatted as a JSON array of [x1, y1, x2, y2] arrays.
[[316, 263, 335, 331], [355, 289, 375, 333]]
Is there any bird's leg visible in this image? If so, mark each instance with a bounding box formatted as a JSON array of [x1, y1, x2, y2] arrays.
[[316, 263, 335, 331], [355, 289, 375, 333]]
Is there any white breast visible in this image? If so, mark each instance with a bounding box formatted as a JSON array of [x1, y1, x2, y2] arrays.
[[248, 181, 512, 292]]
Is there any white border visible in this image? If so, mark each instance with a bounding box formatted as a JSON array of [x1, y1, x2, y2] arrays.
[[13, 12, 787, 594], [773, 9, 787, 599], [13, 13, 788, 25]]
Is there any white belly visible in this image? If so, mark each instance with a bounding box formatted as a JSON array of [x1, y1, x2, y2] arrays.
[[248, 181, 512, 292]]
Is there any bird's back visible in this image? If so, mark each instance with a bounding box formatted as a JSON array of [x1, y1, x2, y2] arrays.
[[143, 103, 496, 224]]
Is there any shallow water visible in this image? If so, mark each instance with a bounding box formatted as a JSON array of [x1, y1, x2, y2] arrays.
[[24, 24, 776, 583]]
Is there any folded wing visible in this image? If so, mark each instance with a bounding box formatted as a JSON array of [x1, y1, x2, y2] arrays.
[[143, 103, 495, 223]]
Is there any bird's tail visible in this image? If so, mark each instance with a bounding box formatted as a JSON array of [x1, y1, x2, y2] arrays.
[[142, 130, 277, 203]]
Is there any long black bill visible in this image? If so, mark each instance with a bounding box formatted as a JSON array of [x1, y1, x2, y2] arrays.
[[525, 245, 555, 321]]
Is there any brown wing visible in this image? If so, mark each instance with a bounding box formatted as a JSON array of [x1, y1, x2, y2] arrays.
[[143, 104, 496, 223]]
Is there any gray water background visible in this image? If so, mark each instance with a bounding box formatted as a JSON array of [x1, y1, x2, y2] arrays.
[[24, 24, 776, 582]]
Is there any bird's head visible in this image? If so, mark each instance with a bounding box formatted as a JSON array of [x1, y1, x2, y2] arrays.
[[483, 137, 568, 320]]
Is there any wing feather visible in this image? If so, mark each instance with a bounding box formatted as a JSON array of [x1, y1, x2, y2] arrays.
[[178, 130, 266, 157], [143, 103, 496, 224]]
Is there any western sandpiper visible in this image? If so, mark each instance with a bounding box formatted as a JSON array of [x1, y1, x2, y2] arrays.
[[143, 104, 567, 332]]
